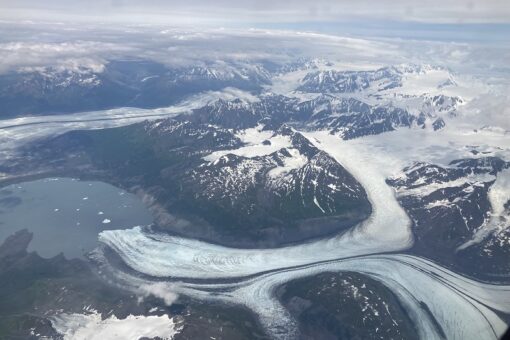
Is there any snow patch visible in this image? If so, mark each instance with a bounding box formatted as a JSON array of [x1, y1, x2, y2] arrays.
[[267, 148, 308, 178], [52, 311, 181, 340], [459, 168, 510, 249], [204, 125, 292, 162]]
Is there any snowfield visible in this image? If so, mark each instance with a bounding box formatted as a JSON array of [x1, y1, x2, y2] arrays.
[[52, 311, 181, 340], [203, 125, 294, 162]]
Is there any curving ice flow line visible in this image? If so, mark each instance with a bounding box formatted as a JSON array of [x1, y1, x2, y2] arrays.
[[98, 131, 414, 279], [0, 106, 187, 158], [232, 255, 510, 340], [95, 130, 510, 339], [0, 90, 242, 163], [1, 102, 507, 339], [92, 246, 510, 340]]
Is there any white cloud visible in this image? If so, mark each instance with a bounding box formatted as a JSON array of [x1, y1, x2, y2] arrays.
[[0, 24, 403, 74], [139, 282, 179, 306], [0, 0, 509, 24], [0, 40, 131, 74], [0, 22, 507, 85], [458, 91, 510, 130]]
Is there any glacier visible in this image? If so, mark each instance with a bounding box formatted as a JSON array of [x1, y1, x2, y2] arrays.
[[95, 128, 510, 339], [0, 60, 509, 338]]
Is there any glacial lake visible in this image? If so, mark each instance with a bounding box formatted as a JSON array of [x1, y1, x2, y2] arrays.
[[0, 178, 153, 259]]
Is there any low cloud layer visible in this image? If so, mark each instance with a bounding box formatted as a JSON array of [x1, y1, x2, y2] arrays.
[[0, 23, 405, 74], [0, 22, 508, 81], [0, 41, 128, 74]]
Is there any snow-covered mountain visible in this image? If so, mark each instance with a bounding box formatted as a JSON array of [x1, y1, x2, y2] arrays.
[[387, 157, 510, 278], [185, 90, 461, 140], [0, 52, 509, 340], [297, 64, 442, 94], [0, 60, 272, 117], [0, 57, 502, 259]]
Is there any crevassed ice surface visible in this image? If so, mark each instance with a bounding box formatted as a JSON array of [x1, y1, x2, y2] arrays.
[[99, 131, 413, 279], [95, 126, 510, 340], [1, 82, 509, 338]]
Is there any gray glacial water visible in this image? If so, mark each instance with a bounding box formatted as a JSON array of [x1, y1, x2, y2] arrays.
[[0, 177, 152, 259]]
